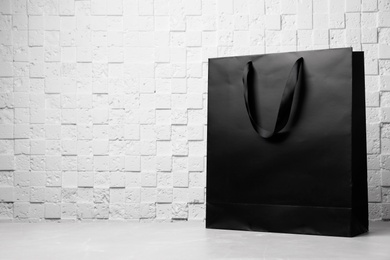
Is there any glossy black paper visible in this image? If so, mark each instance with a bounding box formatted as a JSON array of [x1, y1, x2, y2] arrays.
[[206, 48, 368, 237]]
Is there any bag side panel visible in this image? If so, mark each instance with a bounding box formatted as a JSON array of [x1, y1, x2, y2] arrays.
[[351, 51, 369, 235]]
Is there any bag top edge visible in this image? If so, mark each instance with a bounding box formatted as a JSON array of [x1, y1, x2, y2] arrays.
[[208, 47, 353, 61]]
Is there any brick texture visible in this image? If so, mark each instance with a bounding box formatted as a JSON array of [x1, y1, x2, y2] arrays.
[[0, 0, 389, 221]]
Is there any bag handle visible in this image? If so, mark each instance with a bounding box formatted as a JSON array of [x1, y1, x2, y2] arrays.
[[242, 57, 303, 139]]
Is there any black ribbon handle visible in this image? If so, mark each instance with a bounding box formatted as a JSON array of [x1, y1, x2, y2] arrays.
[[242, 57, 304, 139]]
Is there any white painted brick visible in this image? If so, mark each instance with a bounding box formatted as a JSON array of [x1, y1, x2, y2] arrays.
[[125, 188, 140, 203], [366, 92, 380, 107], [313, 30, 329, 45], [0, 140, 13, 155], [14, 171, 29, 187], [46, 140, 61, 155], [156, 188, 173, 203], [141, 188, 157, 202], [329, 13, 345, 29], [109, 171, 125, 187], [14, 154, 29, 171], [367, 107, 380, 123], [93, 156, 108, 172], [379, 12, 390, 27], [30, 187, 44, 203], [346, 28, 361, 45], [368, 203, 382, 220], [370, 141, 381, 158], [141, 156, 156, 171], [110, 188, 125, 203], [0, 125, 13, 139], [78, 156, 93, 171], [59, 0, 74, 16], [0, 155, 14, 170], [189, 172, 205, 188], [155, 126, 170, 141], [379, 44, 390, 59], [156, 203, 172, 220], [62, 171, 78, 187], [363, 0, 378, 11], [0, 93, 13, 109], [365, 58, 379, 75], [368, 186, 382, 202], [0, 171, 13, 187], [367, 154, 380, 170], [346, 0, 361, 12], [188, 140, 206, 156], [0, 0, 11, 14], [157, 141, 172, 156], [346, 13, 361, 29], [379, 0, 390, 11], [380, 59, 390, 75], [29, 140, 45, 155], [189, 203, 205, 220], [15, 188, 29, 203], [156, 156, 172, 171], [187, 125, 203, 141], [76, 203, 94, 219], [92, 140, 108, 155], [141, 172, 157, 187], [61, 203, 76, 219], [280, 0, 296, 14], [13, 108, 28, 124], [172, 140, 188, 156], [14, 141, 29, 157], [217, 0, 233, 14], [188, 187, 205, 203], [329, 0, 345, 13], [0, 187, 13, 202], [45, 203, 61, 219], [45, 78, 61, 94], [379, 28, 390, 44], [312, 0, 327, 13], [93, 188, 108, 204], [30, 155, 45, 171], [188, 156, 204, 171], [139, 202, 155, 219], [124, 203, 140, 219], [381, 76, 390, 90], [45, 187, 61, 203], [77, 188, 93, 203], [0, 62, 13, 76], [383, 204, 390, 220], [0, 31, 12, 46], [62, 188, 77, 203], [362, 28, 378, 43], [29, 203, 44, 219], [172, 202, 188, 219], [91, 0, 106, 15], [109, 203, 125, 219], [383, 170, 390, 186], [154, 0, 168, 15], [125, 156, 141, 171], [368, 170, 381, 186], [46, 171, 61, 187], [173, 171, 189, 187], [297, 0, 312, 29], [14, 202, 29, 218]]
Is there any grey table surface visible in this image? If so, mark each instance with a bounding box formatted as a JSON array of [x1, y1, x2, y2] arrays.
[[0, 220, 389, 260]]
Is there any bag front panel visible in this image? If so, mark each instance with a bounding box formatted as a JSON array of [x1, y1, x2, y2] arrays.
[[207, 48, 353, 208]]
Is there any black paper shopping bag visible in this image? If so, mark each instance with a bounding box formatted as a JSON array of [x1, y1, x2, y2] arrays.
[[206, 48, 368, 237]]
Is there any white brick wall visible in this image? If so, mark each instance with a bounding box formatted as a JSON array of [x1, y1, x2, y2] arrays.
[[0, 0, 389, 221]]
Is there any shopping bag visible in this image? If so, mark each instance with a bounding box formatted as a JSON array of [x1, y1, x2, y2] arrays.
[[206, 48, 368, 237]]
